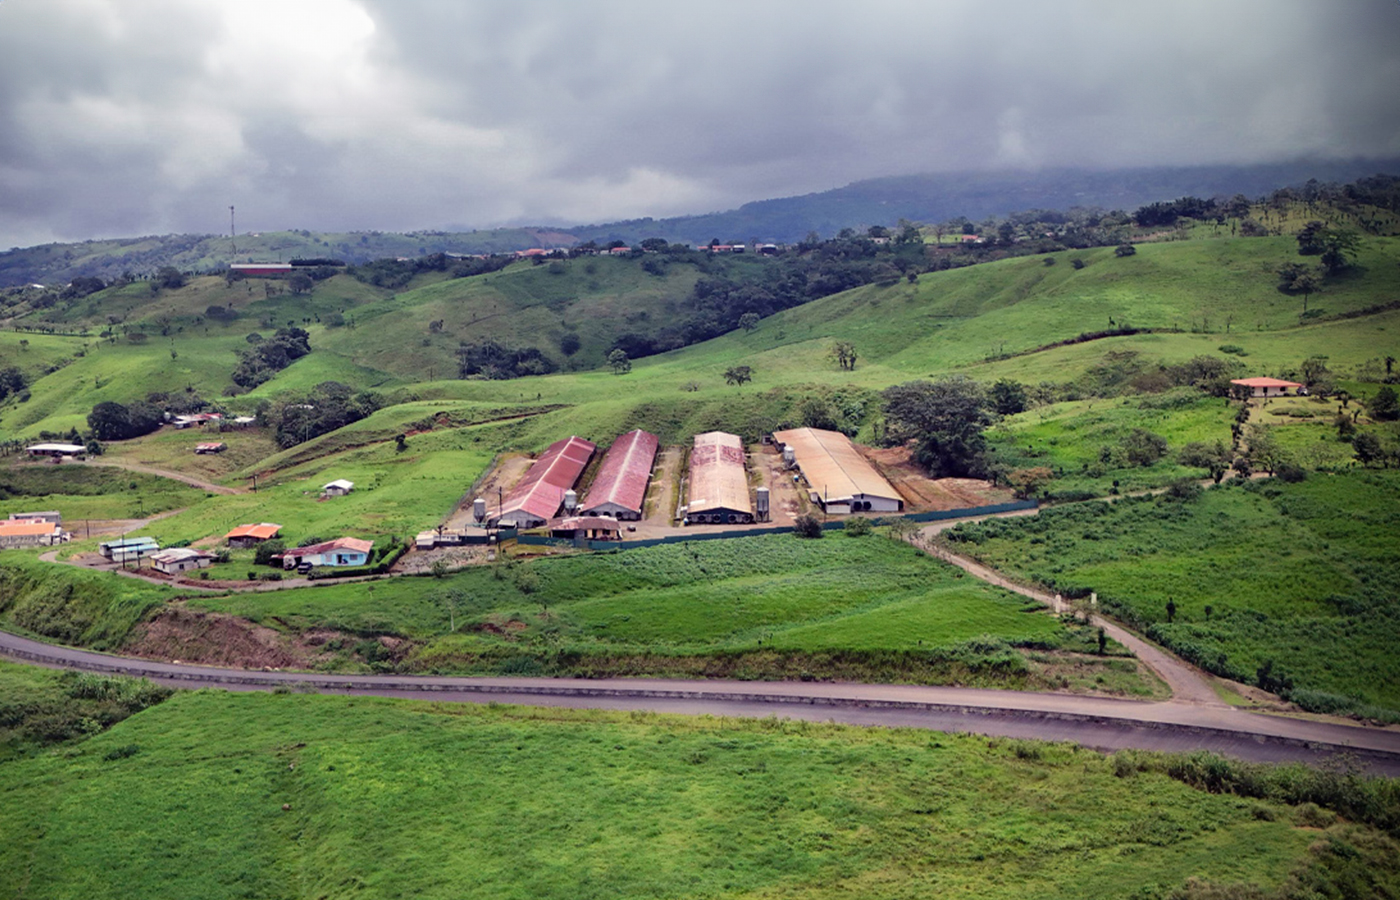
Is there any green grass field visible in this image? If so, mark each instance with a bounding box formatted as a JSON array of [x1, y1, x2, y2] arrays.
[[0, 461, 208, 521], [2, 685, 1379, 900], [189, 532, 1118, 688], [944, 471, 1400, 718]]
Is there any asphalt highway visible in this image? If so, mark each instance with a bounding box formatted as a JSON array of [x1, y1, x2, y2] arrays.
[[3, 627, 1398, 775]]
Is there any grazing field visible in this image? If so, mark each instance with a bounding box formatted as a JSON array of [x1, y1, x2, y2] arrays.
[[0, 661, 170, 762], [985, 391, 1238, 498], [0, 462, 208, 521], [3, 687, 1391, 900], [188, 532, 1145, 691], [944, 471, 1400, 718]]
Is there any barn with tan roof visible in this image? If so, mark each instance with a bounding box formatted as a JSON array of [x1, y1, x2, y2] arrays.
[[773, 427, 903, 514]]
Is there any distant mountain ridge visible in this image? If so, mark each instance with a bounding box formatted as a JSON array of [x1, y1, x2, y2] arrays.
[[3, 158, 1397, 287]]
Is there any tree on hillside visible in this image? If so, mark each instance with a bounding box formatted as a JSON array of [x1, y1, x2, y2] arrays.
[[608, 349, 631, 375], [724, 365, 752, 387], [287, 272, 314, 294], [1319, 228, 1361, 274], [86, 400, 163, 441], [831, 340, 858, 371], [1352, 431, 1384, 468], [881, 376, 992, 478], [990, 379, 1027, 416], [738, 312, 760, 332], [1296, 220, 1326, 255], [1369, 386, 1399, 421], [1114, 244, 1136, 257], [153, 266, 185, 290]]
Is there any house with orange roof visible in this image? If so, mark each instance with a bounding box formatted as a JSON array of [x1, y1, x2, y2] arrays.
[[225, 523, 283, 549]]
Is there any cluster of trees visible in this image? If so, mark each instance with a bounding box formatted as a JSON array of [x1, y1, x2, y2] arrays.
[[0, 366, 26, 402], [881, 376, 994, 478], [456, 340, 555, 380], [87, 399, 165, 441], [230, 327, 312, 390], [349, 253, 512, 289], [265, 381, 383, 449]]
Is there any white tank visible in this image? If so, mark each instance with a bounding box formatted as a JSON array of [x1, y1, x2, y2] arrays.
[[563, 489, 578, 511], [473, 498, 487, 522], [782, 447, 795, 466], [755, 487, 770, 516]]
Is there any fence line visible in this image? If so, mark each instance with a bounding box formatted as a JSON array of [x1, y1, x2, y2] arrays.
[[511, 500, 1037, 553]]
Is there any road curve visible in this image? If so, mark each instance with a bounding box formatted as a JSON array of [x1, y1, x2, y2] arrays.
[[80, 458, 242, 494], [3, 627, 1399, 775]]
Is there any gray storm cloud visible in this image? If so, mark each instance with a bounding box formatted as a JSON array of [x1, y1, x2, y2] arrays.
[[0, 0, 1397, 248]]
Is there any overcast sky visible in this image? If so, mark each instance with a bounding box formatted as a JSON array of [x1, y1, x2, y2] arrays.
[[1, 0, 1397, 249]]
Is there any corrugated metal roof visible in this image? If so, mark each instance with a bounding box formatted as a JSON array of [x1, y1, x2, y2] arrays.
[[226, 523, 282, 540], [773, 427, 899, 503], [687, 432, 751, 515], [499, 436, 596, 524], [581, 429, 658, 516], [1231, 377, 1303, 388], [150, 548, 214, 564], [296, 537, 373, 556]]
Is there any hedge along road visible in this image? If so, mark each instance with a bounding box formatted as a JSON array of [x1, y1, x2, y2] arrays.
[[3, 628, 1399, 776]]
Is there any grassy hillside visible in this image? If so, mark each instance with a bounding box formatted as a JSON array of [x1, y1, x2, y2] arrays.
[[945, 471, 1400, 719], [7, 686, 1391, 900]]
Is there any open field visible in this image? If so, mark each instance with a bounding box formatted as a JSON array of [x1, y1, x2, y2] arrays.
[[0, 460, 209, 521], [4, 686, 1393, 900], [944, 471, 1400, 718]]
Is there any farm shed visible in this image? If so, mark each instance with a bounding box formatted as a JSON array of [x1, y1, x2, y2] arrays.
[[225, 523, 282, 548], [322, 479, 355, 497], [25, 443, 86, 458], [277, 538, 373, 570], [1231, 377, 1305, 398], [149, 548, 215, 575], [0, 519, 68, 548], [489, 436, 597, 528], [9, 511, 61, 524], [195, 442, 227, 454], [772, 427, 904, 514], [580, 429, 658, 520], [550, 515, 623, 541], [99, 537, 160, 563], [685, 432, 753, 525], [229, 263, 294, 276]]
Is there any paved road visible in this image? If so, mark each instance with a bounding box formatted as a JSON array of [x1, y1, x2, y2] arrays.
[[3, 628, 1398, 775]]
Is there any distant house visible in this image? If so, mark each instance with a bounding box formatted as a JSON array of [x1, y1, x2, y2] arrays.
[[99, 537, 160, 563], [0, 519, 69, 548], [1230, 377, 1305, 398], [229, 263, 293, 277], [172, 413, 222, 429], [195, 442, 227, 454], [149, 548, 215, 575], [225, 523, 282, 548], [277, 537, 373, 570], [322, 479, 354, 497], [26, 443, 86, 459]]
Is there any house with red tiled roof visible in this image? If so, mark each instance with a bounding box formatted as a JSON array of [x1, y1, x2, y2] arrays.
[[1231, 377, 1305, 398]]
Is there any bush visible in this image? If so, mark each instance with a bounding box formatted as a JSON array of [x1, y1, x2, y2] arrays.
[[254, 540, 285, 567], [843, 517, 872, 537], [793, 514, 823, 539]]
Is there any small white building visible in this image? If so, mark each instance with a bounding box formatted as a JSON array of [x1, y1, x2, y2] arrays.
[[0, 519, 69, 548], [322, 479, 354, 497], [26, 443, 86, 458], [149, 548, 216, 575]]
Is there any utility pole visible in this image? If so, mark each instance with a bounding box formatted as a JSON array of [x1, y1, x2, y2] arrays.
[[230, 206, 236, 256]]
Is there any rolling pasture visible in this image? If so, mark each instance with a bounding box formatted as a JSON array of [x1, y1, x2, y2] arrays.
[[2, 686, 1384, 900]]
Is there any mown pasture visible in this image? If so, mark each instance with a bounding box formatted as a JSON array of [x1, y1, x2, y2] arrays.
[[944, 471, 1400, 718], [3, 685, 1392, 900]]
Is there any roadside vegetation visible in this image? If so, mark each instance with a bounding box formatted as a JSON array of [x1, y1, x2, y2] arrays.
[[1, 687, 1396, 900]]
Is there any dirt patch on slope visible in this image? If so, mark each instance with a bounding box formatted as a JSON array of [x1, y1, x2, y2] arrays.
[[864, 445, 1018, 511], [126, 607, 302, 669]]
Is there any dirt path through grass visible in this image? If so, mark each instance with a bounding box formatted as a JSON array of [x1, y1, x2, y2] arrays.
[[913, 513, 1225, 707], [79, 458, 242, 495]]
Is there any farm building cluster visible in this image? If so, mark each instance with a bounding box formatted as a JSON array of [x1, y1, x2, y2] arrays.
[[0, 511, 70, 548]]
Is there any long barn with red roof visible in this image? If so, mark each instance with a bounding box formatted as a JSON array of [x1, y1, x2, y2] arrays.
[[490, 436, 597, 528], [580, 429, 658, 521]]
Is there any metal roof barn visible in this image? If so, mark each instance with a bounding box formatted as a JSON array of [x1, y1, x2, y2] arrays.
[[773, 427, 904, 514], [492, 436, 597, 528], [580, 429, 658, 520], [685, 432, 753, 524]]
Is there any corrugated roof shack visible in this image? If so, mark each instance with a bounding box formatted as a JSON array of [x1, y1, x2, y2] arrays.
[[685, 431, 754, 525], [773, 427, 904, 514], [580, 429, 658, 521], [489, 436, 597, 528]]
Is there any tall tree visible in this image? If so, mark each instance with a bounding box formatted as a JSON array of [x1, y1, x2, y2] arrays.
[[882, 376, 992, 477]]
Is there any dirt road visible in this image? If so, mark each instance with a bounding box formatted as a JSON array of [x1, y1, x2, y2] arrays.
[[81, 458, 242, 495]]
